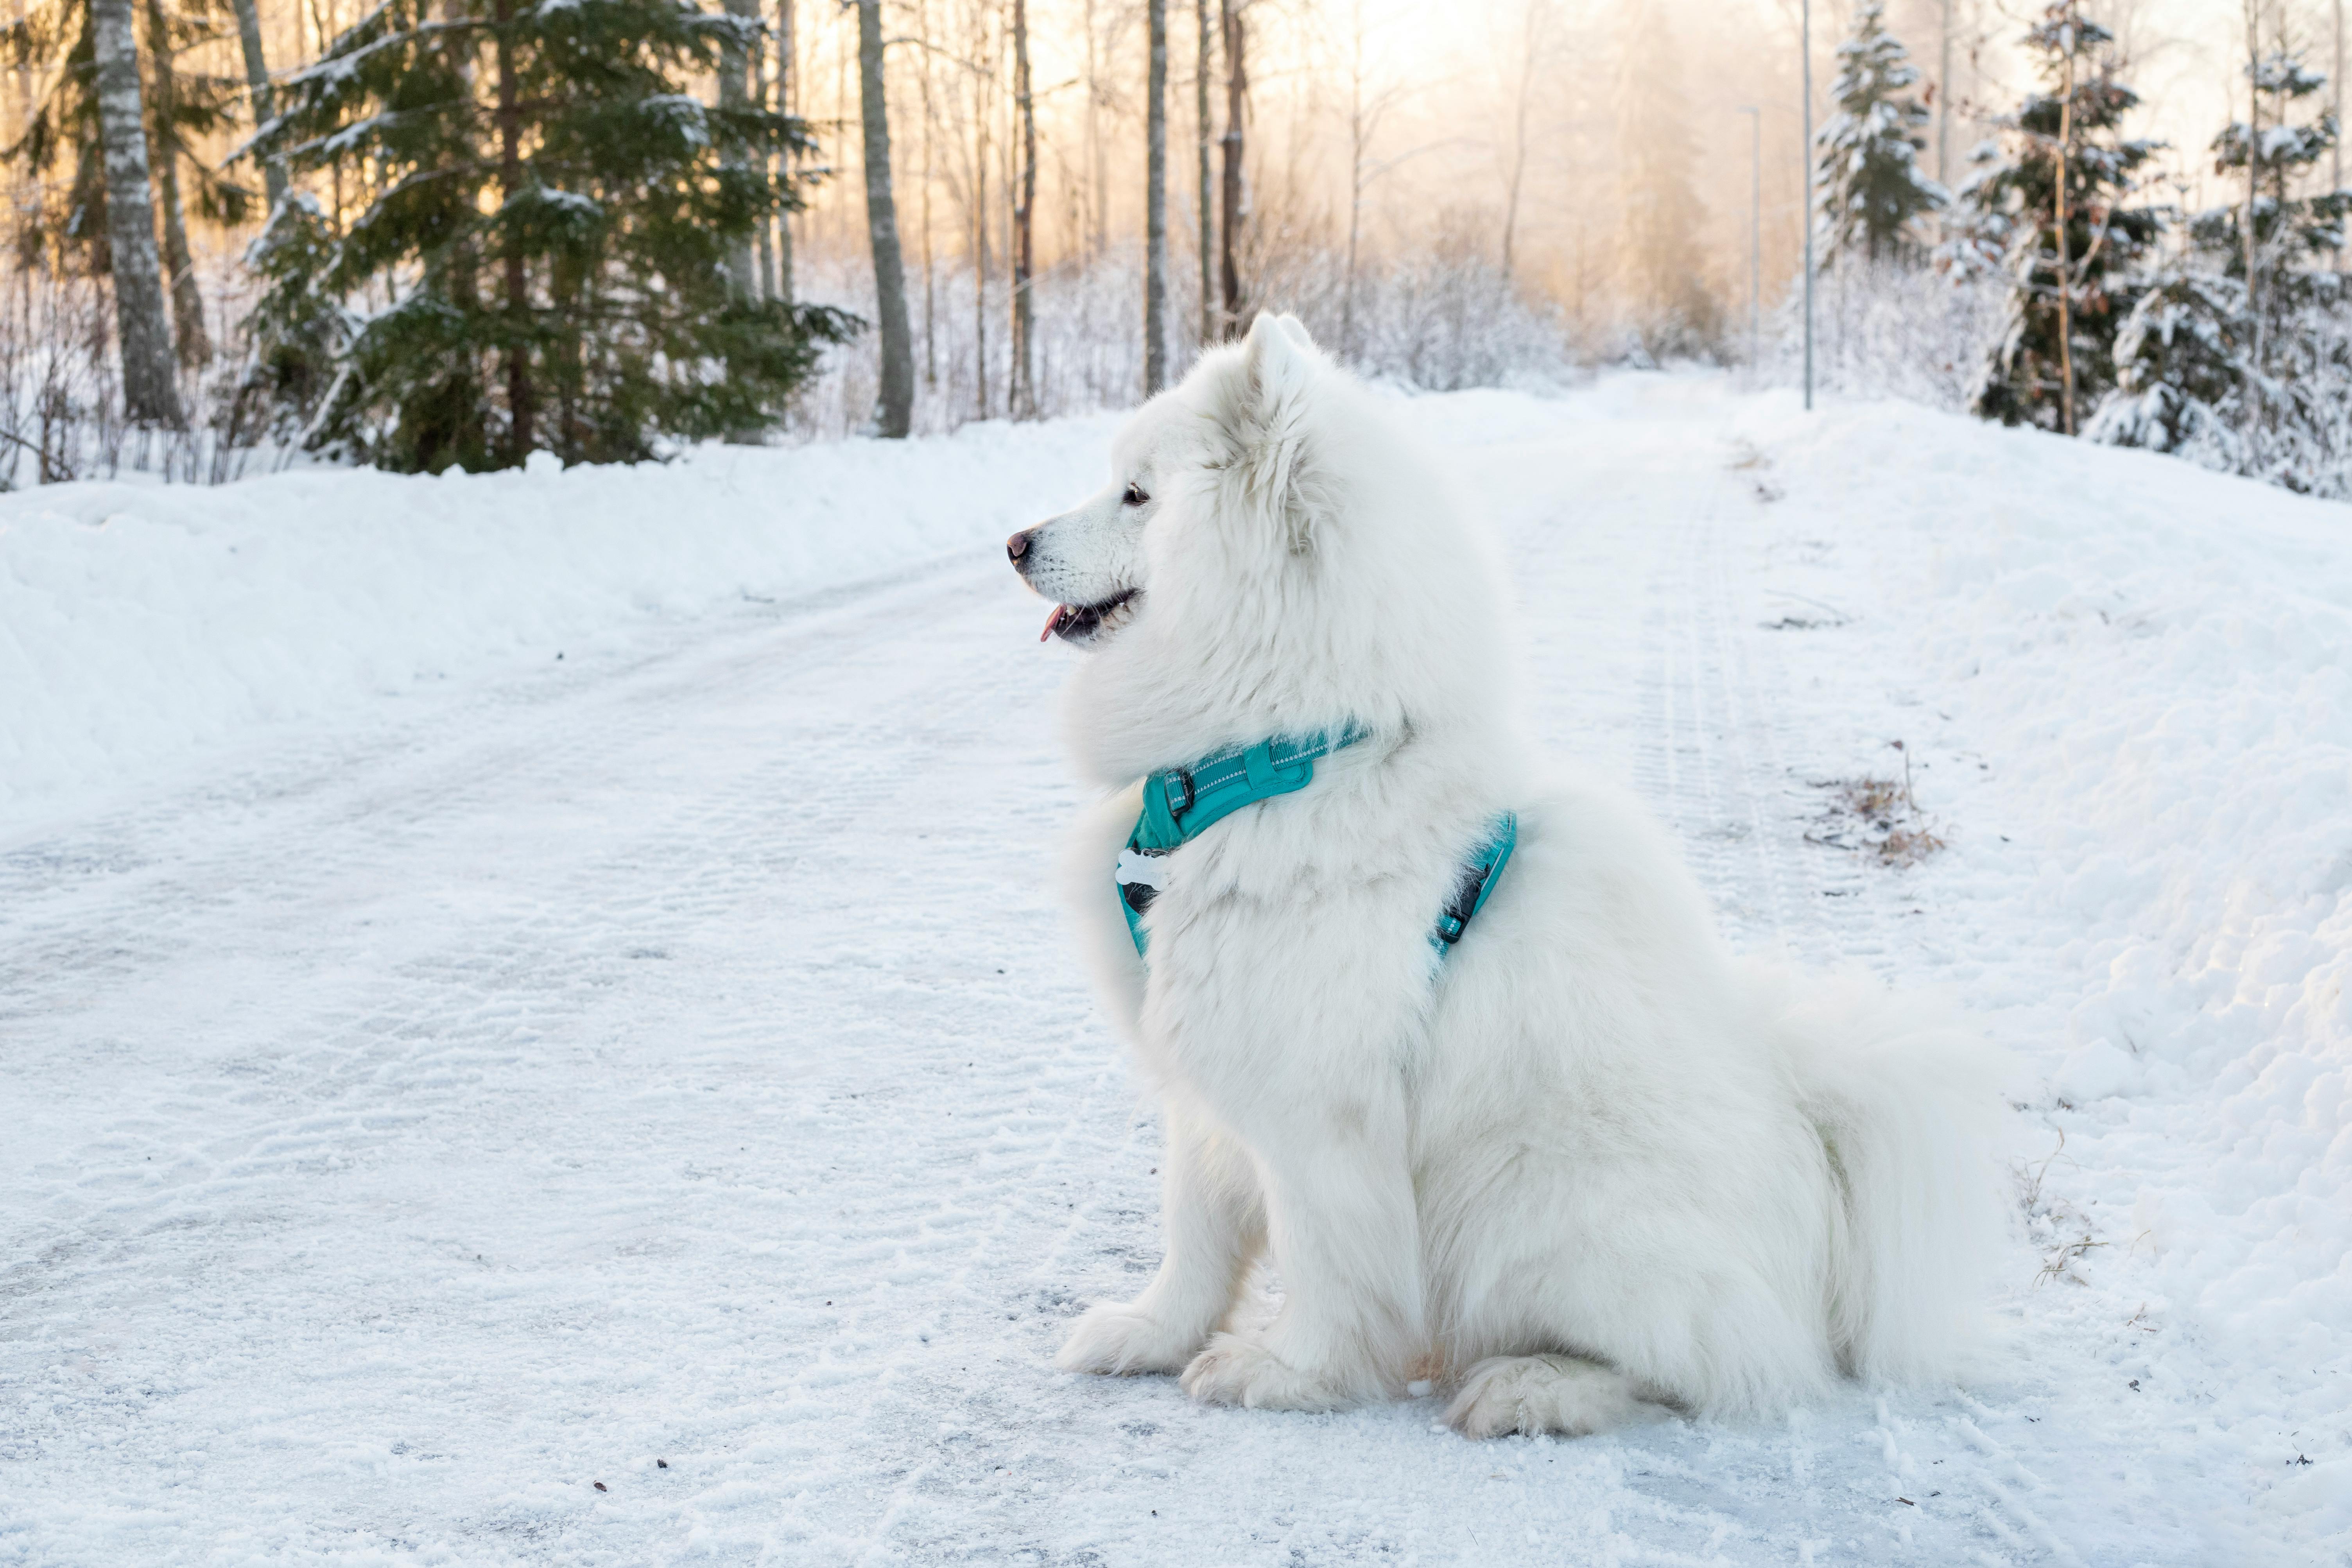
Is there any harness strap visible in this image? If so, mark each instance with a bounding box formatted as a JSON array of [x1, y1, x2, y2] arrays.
[[1114, 723, 1517, 962], [1431, 812, 1517, 953], [1131, 723, 1370, 853]]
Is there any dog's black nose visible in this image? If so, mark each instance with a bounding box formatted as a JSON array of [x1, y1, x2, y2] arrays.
[[1006, 529, 1034, 570]]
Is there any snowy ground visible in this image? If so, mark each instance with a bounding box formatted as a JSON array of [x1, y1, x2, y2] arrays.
[[3, 376, 2347, 1566]]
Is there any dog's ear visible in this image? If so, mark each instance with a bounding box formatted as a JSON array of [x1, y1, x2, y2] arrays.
[[1222, 313, 1321, 552], [1240, 311, 1316, 412]]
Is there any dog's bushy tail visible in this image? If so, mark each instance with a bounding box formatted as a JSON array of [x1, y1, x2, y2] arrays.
[[1758, 967, 2013, 1383]]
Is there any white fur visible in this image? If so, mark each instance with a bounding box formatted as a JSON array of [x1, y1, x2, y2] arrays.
[[1021, 315, 2009, 1435]]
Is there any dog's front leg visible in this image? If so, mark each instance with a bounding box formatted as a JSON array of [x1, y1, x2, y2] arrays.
[[1176, 1061, 1424, 1412], [1057, 1093, 1265, 1375]]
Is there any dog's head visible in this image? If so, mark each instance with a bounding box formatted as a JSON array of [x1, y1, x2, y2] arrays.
[[1011, 314, 1511, 784]]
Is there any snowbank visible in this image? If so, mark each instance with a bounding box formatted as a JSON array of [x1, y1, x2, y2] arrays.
[[0, 418, 1117, 830], [1737, 392, 2352, 1537]]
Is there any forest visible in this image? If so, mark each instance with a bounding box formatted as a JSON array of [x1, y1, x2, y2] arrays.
[[2, 0, 2350, 498]]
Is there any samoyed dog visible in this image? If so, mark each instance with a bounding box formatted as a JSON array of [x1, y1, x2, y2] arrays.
[[1008, 314, 2007, 1437]]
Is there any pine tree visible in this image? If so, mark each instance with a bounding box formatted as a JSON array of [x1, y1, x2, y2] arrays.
[[1963, 6, 2162, 435], [2196, 52, 2348, 276], [1816, 0, 1945, 266], [248, 0, 853, 472], [2092, 46, 2352, 486]]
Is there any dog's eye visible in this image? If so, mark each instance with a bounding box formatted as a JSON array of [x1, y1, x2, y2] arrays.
[[1122, 484, 1149, 507]]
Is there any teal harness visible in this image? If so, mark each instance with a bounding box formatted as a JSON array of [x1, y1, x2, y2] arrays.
[[1113, 725, 1518, 961]]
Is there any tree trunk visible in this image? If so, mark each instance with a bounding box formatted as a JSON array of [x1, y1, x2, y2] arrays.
[[1088, 0, 1105, 258], [152, 141, 209, 366], [1195, 0, 1213, 350], [776, 0, 795, 303], [440, 0, 480, 313], [717, 0, 759, 302], [2244, 0, 2263, 398], [1144, 0, 1168, 393], [2053, 30, 2073, 437], [916, 0, 936, 386], [855, 0, 913, 437], [1499, 1, 1543, 283], [1010, 0, 1035, 418], [2244, 0, 2260, 292], [87, 0, 181, 426], [973, 13, 989, 423], [1217, 0, 1245, 338], [142, 0, 208, 366], [1343, 13, 1363, 358], [226, 0, 286, 212], [493, 0, 534, 457], [1082, 0, 1100, 258], [1936, 0, 1952, 197], [749, 1, 773, 299]]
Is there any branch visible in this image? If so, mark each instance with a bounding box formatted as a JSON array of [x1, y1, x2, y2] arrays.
[[0, 422, 68, 482]]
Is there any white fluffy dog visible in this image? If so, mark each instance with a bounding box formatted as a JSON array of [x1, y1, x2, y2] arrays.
[[1008, 314, 2006, 1437]]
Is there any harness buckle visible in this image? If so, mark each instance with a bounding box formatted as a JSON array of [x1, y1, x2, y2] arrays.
[[1435, 862, 1491, 946], [1165, 767, 1195, 818]]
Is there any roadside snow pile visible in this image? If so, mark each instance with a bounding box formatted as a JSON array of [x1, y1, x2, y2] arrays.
[[0, 418, 1115, 829], [1744, 394, 2352, 1536]]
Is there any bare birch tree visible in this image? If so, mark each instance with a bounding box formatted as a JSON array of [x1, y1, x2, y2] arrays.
[[750, 0, 774, 297], [1196, 0, 1214, 347], [88, 0, 181, 424], [915, 0, 939, 385], [719, 0, 760, 302], [856, 0, 914, 436], [971, 2, 994, 420], [1011, 0, 1036, 417], [2243, 0, 2262, 389], [492, 0, 535, 455], [776, 0, 796, 302], [132, 0, 210, 365], [1496, 0, 1552, 282], [1144, 0, 1168, 390], [1218, 0, 1246, 336], [1341, 2, 1406, 359], [2053, 12, 2074, 435], [227, 0, 286, 211]]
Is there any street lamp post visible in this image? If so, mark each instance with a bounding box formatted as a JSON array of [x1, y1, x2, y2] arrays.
[[1738, 105, 1760, 382]]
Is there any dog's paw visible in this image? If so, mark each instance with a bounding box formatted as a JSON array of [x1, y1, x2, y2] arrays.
[[1055, 1301, 1202, 1376], [1442, 1355, 1662, 1439], [1178, 1332, 1351, 1411]]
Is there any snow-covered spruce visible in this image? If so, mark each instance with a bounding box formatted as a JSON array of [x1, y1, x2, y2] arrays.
[[1814, 1, 1945, 268]]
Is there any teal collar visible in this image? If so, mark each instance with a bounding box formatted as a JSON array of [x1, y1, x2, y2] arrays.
[[1129, 723, 1371, 855], [1113, 724, 1516, 961]]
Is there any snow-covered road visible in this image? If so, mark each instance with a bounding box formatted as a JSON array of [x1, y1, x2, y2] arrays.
[[4, 379, 2341, 1565]]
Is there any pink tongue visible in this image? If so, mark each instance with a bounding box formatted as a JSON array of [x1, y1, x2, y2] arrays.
[[1041, 604, 1066, 643]]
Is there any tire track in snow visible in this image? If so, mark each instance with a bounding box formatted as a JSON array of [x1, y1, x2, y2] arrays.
[[1595, 416, 2075, 1565], [0, 560, 1139, 1563]]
